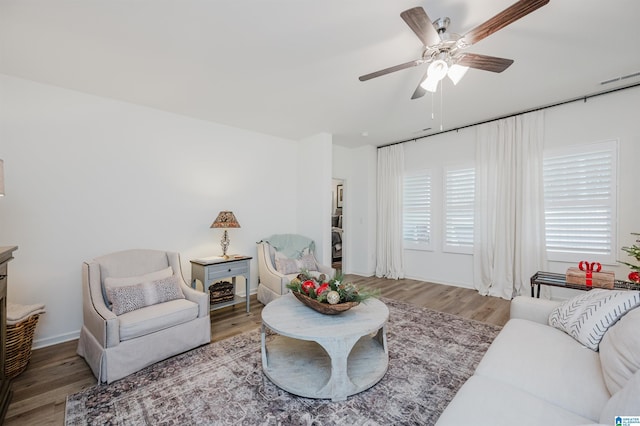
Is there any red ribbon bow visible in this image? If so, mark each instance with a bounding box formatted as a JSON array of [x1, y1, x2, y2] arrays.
[[579, 261, 602, 287]]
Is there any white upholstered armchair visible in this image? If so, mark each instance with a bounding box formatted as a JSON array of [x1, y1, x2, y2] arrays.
[[257, 234, 335, 305], [77, 249, 211, 383]]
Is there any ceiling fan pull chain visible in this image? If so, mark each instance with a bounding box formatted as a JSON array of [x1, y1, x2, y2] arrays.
[[440, 81, 444, 131]]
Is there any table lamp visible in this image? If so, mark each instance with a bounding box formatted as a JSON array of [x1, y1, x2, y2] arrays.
[[210, 211, 240, 259]]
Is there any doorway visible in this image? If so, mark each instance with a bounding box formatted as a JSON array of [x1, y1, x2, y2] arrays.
[[331, 179, 344, 271]]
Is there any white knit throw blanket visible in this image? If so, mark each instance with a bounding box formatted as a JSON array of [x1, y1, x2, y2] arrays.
[[6, 302, 45, 325]]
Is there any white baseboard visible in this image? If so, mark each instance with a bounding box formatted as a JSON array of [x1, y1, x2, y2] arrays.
[[347, 269, 375, 277], [404, 274, 475, 290], [33, 329, 80, 350], [32, 290, 264, 351]]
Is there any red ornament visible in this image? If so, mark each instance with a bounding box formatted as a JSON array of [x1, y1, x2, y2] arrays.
[[301, 280, 316, 295], [316, 283, 330, 296], [629, 271, 640, 283]]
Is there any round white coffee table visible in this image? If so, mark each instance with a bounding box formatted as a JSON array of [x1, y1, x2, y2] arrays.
[[261, 292, 389, 401]]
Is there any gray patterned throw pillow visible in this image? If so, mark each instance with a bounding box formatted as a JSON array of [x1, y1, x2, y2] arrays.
[[548, 289, 640, 351], [274, 251, 318, 275], [107, 284, 147, 315], [106, 275, 185, 315], [298, 253, 317, 271], [274, 258, 299, 275], [150, 276, 185, 304]]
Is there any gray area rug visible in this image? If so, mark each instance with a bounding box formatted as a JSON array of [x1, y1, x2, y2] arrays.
[[65, 298, 501, 425]]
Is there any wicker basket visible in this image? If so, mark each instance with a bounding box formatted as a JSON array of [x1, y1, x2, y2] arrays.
[[208, 281, 235, 304], [5, 314, 40, 379]]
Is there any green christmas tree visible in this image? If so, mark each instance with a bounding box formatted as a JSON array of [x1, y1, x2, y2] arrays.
[[620, 232, 640, 273]]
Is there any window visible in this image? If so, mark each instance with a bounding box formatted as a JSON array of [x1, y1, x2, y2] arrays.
[[543, 140, 618, 263], [443, 166, 475, 254], [403, 171, 432, 250]]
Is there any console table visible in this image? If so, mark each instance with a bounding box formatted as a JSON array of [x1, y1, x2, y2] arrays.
[[0, 246, 17, 423], [530, 270, 640, 298], [190, 256, 252, 313]]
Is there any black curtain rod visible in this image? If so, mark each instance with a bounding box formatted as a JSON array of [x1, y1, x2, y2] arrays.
[[377, 81, 640, 149]]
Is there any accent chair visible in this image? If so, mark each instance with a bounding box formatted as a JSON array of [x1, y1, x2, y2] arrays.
[[77, 249, 211, 383], [257, 234, 335, 305]]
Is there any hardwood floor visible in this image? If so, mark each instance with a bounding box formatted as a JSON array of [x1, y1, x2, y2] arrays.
[[4, 275, 510, 425]]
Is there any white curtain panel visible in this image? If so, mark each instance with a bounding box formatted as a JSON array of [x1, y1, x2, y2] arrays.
[[376, 144, 405, 279], [473, 111, 547, 299]]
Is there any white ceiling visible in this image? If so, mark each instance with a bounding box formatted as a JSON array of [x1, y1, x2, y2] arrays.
[[1, 0, 639, 148]]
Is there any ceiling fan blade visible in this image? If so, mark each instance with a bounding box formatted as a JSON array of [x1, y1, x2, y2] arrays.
[[462, 0, 549, 46], [456, 53, 514, 73], [411, 84, 427, 100], [400, 7, 441, 47], [359, 59, 424, 82], [411, 70, 430, 99]]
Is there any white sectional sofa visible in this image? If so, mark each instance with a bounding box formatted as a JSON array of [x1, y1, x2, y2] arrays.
[[436, 294, 640, 426]]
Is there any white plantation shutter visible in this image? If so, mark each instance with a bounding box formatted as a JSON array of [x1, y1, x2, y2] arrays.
[[543, 140, 617, 263], [403, 172, 432, 250], [444, 166, 475, 254]]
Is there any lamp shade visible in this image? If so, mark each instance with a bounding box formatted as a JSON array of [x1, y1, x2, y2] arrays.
[[420, 75, 440, 93], [421, 56, 450, 93], [0, 159, 4, 196], [427, 59, 449, 81], [447, 64, 469, 85], [210, 211, 240, 228]]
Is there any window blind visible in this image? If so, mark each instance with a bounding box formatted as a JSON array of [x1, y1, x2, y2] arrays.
[[543, 141, 617, 263], [444, 166, 475, 254], [403, 172, 432, 250]]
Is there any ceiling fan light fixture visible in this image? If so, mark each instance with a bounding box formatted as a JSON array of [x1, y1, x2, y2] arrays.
[[427, 58, 449, 81], [420, 75, 440, 93], [448, 64, 469, 85], [360, 1, 550, 99]]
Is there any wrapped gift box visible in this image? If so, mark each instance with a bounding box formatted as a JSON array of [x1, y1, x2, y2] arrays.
[[565, 267, 614, 289]]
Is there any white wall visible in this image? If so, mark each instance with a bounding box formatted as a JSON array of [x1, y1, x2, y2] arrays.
[[401, 127, 477, 287], [0, 74, 327, 347], [400, 85, 640, 298], [297, 132, 333, 265], [541, 87, 640, 299], [332, 144, 377, 276]]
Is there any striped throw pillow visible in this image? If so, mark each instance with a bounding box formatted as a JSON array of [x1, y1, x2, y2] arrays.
[[548, 289, 640, 351]]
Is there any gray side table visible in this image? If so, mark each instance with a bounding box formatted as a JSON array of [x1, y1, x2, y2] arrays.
[[261, 293, 389, 401], [190, 255, 252, 312]]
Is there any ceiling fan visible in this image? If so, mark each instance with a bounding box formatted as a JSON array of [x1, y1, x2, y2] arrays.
[[359, 0, 550, 99]]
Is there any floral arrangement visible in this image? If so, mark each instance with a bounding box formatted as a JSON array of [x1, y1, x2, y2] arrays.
[[286, 270, 379, 305], [620, 232, 640, 283]]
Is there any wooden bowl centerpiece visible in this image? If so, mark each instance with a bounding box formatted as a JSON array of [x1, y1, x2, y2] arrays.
[[291, 291, 359, 315], [287, 270, 379, 315]]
